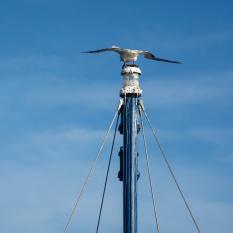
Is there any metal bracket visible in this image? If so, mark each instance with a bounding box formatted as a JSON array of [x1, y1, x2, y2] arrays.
[[137, 99, 145, 112]]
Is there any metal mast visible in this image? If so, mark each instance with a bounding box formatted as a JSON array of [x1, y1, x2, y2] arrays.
[[118, 64, 142, 233], [63, 60, 201, 233]]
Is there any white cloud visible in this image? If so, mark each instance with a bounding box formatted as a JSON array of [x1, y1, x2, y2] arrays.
[[142, 70, 233, 108]]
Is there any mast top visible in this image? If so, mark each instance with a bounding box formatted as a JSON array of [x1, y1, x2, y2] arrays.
[[121, 64, 142, 75], [120, 64, 142, 97]]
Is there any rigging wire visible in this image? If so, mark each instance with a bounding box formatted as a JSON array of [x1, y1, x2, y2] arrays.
[[95, 113, 120, 233], [63, 108, 120, 233], [141, 108, 201, 233], [139, 111, 160, 233]]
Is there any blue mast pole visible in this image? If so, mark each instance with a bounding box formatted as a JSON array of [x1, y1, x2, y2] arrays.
[[118, 64, 142, 233], [123, 94, 138, 233]]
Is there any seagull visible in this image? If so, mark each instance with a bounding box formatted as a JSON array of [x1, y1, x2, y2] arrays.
[[82, 45, 181, 64]]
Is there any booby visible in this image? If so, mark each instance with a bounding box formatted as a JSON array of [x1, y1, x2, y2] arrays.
[[82, 45, 181, 64]]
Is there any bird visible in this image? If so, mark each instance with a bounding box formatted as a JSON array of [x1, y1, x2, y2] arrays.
[[82, 45, 181, 65]]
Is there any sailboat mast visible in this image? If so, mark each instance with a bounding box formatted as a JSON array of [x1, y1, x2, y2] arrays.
[[118, 64, 142, 233]]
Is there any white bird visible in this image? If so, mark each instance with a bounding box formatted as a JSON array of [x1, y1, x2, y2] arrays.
[[82, 45, 181, 64]]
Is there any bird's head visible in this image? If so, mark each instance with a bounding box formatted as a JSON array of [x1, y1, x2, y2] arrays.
[[112, 45, 120, 49]]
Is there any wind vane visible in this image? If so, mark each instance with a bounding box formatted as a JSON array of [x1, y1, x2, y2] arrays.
[[63, 46, 201, 233]]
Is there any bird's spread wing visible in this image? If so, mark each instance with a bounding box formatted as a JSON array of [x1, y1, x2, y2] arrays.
[[143, 51, 181, 64], [82, 46, 123, 54]]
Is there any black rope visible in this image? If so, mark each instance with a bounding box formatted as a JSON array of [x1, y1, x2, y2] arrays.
[[142, 109, 201, 233], [95, 113, 120, 233]]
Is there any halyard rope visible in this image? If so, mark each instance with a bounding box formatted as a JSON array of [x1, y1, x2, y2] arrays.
[[142, 108, 201, 233], [139, 111, 160, 233], [95, 113, 120, 233], [63, 107, 120, 233]]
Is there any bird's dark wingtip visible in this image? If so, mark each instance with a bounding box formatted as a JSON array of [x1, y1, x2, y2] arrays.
[[167, 60, 182, 64]]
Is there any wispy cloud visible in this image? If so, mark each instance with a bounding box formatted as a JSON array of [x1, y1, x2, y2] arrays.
[[173, 29, 233, 51], [142, 29, 233, 53], [1, 145, 232, 233], [188, 128, 233, 144], [143, 70, 233, 108]]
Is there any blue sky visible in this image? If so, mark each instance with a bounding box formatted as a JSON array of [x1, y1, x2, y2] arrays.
[[0, 0, 232, 233]]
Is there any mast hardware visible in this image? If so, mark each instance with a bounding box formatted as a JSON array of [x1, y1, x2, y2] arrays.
[[120, 64, 142, 97]]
